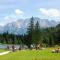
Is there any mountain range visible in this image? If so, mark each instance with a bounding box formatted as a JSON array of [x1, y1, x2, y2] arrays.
[[0, 17, 59, 34]]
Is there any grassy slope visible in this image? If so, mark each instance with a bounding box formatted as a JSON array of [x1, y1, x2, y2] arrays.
[[0, 48, 60, 60]]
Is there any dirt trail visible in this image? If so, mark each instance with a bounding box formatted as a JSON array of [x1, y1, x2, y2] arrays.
[[0, 51, 11, 56]]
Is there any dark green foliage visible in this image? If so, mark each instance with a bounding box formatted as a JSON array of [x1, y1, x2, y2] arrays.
[[27, 17, 35, 47], [0, 33, 23, 45], [33, 21, 41, 45]]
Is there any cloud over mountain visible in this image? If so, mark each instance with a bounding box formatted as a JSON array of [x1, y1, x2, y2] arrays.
[[39, 8, 60, 17], [0, 17, 59, 34]]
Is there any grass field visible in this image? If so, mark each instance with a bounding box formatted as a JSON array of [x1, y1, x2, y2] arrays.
[[0, 49, 7, 53], [0, 48, 60, 60]]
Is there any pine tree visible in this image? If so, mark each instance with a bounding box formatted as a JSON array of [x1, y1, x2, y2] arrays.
[[27, 17, 34, 48], [34, 21, 41, 45]]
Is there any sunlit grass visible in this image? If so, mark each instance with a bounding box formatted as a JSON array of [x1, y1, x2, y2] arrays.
[[0, 49, 7, 53], [0, 48, 60, 60]]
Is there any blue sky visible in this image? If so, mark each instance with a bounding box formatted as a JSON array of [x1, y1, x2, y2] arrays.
[[0, 0, 60, 26]]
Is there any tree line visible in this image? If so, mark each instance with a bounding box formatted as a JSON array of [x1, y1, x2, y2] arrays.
[[0, 17, 60, 48]]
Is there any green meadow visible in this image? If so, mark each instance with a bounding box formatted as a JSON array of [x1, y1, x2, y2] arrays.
[[0, 49, 7, 53], [0, 48, 60, 60]]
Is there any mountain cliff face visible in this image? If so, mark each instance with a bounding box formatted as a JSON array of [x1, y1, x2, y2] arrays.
[[0, 17, 59, 34]]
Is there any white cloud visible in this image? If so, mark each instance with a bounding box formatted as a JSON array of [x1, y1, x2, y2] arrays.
[[1, 9, 24, 26], [4, 16, 9, 20], [0, 16, 16, 26], [15, 9, 23, 16], [0, 9, 25, 26], [39, 8, 60, 17]]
